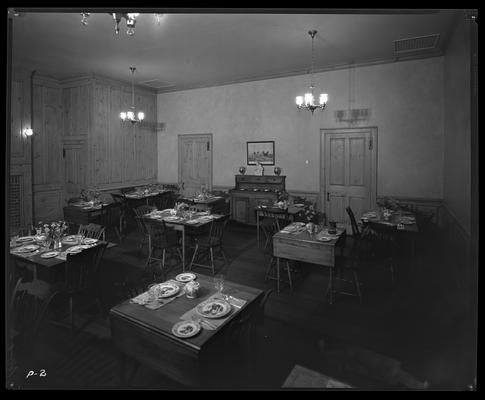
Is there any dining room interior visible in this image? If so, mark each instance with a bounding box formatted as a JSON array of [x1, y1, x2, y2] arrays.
[[6, 8, 478, 391]]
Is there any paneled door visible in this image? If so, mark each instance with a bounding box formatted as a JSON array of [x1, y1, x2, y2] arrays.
[[178, 134, 213, 197], [321, 127, 377, 233]]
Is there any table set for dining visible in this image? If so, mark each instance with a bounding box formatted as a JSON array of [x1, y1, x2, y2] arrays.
[[361, 209, 418, 233], [110, 273, 263, 387], [273, 221, 346, 300], [9, 232, 113, 280], [142, 208, 225, 270]]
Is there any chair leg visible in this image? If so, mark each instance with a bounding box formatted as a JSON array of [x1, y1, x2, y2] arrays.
[[69, 295, 74, 335], [189, 244, 199, 271], [286, 261, 293, 291], [353, 270, 362, 304], [265, 257, 275, 281], [209, 247, 215, 275]]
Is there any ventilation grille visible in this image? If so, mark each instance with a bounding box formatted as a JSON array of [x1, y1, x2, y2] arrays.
[[9, 175, 22, 229], [139, 79, 174, 89], [394, 34, 440, 54]]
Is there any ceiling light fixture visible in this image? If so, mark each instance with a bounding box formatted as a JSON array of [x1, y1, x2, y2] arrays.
[[120, 67, 145, 124], [296, 30, 328, 114]]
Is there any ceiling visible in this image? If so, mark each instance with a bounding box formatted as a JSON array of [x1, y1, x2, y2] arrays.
[[10, 9, 461, 93]]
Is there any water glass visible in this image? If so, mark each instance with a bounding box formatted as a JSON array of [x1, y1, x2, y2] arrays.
[[213, 274, 225, 295]]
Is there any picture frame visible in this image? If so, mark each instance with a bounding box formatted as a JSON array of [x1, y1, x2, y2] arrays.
[[247, 141, 275, 165]]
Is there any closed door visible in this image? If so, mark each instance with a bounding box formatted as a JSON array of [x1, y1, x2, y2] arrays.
[[178, 134, 213, 197], [321, 128, 377, 233], [63, 141, 87, 201]]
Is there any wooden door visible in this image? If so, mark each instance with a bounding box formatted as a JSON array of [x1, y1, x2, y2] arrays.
[[321, 128, 377, 233], [178, 134, 213, 197]]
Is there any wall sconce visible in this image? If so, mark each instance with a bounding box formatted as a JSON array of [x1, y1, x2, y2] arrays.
[[23, 128, 34, 137]]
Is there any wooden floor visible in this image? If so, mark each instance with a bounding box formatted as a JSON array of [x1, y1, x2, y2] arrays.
[[8, 220, 477, 390]]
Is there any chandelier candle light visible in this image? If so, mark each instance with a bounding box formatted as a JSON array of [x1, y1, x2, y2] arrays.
[[120, 67, 145, 124], [296, 30, 328, 114]]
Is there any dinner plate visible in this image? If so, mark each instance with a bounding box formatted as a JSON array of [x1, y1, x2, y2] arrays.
[[83, 238, 98, 245], [175, 273, 196, 283], [317, 237, 333, 242], [196, 299, 231, 319], [154, 282, 180, 298], [40, 251, 59, 258], [294, 222, 306, 227], [14, 244, 40, 253], [164, 216, 182, 222], [185, 219, 199, 224], [66, 245, 85, 254], [17, 236, 35, 243], [171, 320, 201, 338], [62, 235, 78, 243], [294, 204, 305, 207]]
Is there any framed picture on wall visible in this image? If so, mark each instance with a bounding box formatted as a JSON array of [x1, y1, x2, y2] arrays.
[[247, 141, 275, 165]]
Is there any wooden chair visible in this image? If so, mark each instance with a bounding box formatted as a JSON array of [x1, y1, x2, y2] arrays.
[[364, 220, 397, 288], [188, 215, 230, 275], [260, 207, 290, 250], [346, 206, 363, 239], [224, 289, 273, 383], [133, 205, 157, 255], [78, 223, 106, 241], [333, 232, 367, 304], [145, 219, 183, 280], [263, 210, 296, 293], [8, 277, 59, 365], [57, 242, 108, 335], [110, 193, 129, 239]]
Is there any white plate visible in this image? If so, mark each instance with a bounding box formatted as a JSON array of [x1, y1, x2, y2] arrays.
[[164, 216, 182, 222], [185, 219, 199, 224], [154, 282, 180, 298], [17, 236, 35, 243], [62, 235, 78, 243], [83, 238, 98, 244], [294, 204, 305, 207], [66, 245, 85, 254], [171, 320, 201, 338], [196, 299, 231, 319], [40, 251, 59, 258], [317, 237, 333, 242], [14, 244, 40, 253], [175, 273, 196, 283]]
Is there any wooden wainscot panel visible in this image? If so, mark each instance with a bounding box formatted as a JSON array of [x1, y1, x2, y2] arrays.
[[10, 76, 31, 164], [34, 188, 64, 222], [63, 83, 91, 137]]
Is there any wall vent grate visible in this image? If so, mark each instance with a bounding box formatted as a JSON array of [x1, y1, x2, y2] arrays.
[[394, 34, 440, 54]]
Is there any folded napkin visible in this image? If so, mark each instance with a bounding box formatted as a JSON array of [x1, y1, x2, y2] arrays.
[[130, 280, 186, 310], [180, 294, 246, 330]]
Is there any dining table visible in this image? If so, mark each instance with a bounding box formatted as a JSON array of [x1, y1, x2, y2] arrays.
[[63, 200, 121, 240], [122, 189, 173, 206], [9, 235, 117, 282], [255, 204, 305, 248], [178, 195, 226, 214], [141, 209, 225, 271], [109, 274, 264, 388], [273, 223, 346, 302]]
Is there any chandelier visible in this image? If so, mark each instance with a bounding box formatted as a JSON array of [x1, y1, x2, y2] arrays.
[[296, 30, 328, 114], [120, 67, 145, 124]]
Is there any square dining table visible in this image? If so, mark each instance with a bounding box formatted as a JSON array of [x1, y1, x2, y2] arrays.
[[273, 224, 346, 303], [142, 210, 225, 271], [109, 274, 264, 388]]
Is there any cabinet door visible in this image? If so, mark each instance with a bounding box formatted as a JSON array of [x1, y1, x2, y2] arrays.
[[232, 196, 249, 223]]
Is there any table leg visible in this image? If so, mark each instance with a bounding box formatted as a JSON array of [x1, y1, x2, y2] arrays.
[[324, 267, 334, 304], [182, 226, 186, 272], [257, 211, 260, 248], [276, 257, 280, 294]]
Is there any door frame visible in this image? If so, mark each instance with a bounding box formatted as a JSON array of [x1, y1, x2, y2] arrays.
[[178, 133, 213, 193], [320, 127, 378, 217]]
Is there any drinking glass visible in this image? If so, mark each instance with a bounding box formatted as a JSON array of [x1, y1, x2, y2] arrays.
[[213, 274, 225, 296]]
